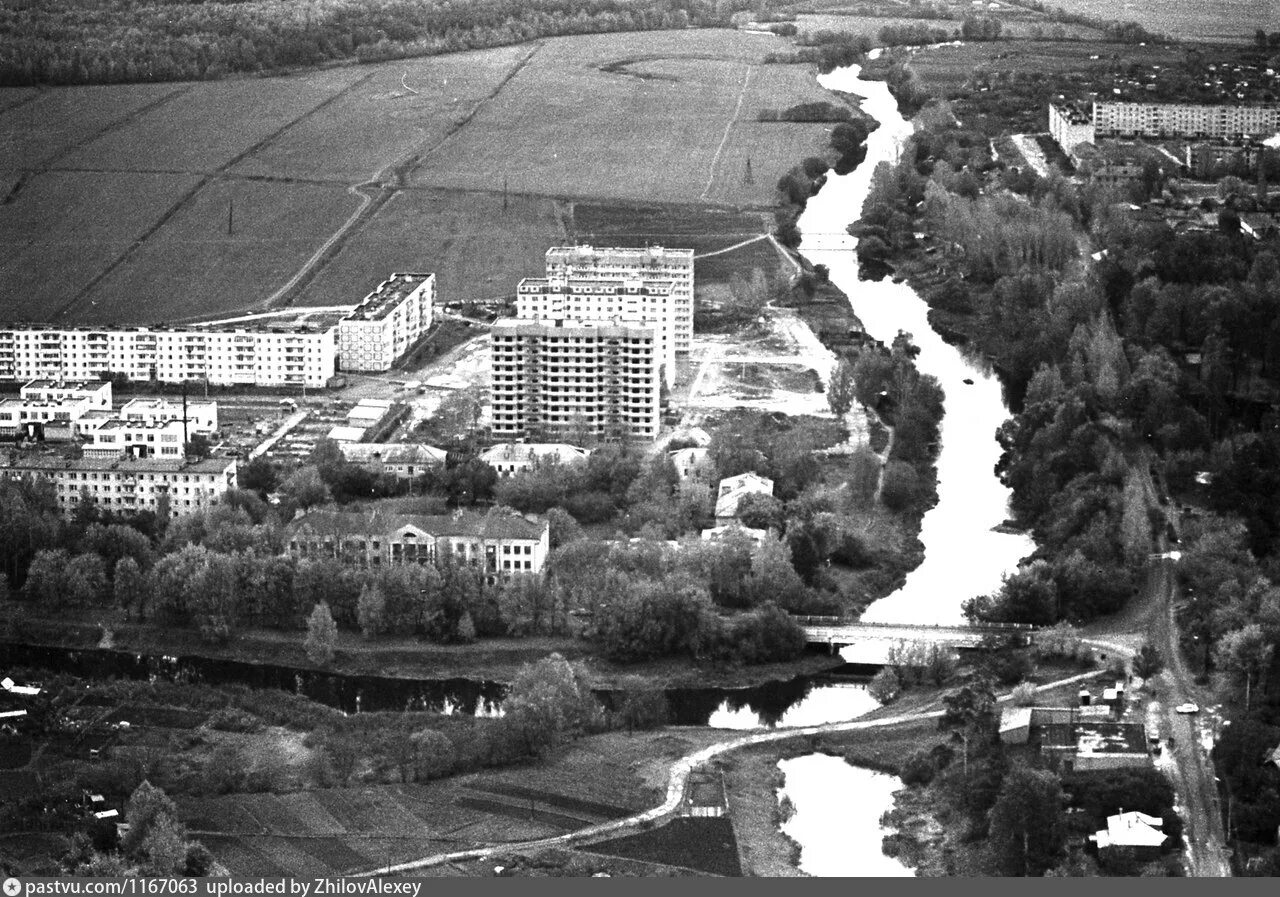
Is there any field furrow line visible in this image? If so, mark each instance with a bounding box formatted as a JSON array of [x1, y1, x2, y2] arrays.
[[4, 85, 194, 205], [48, 72, 378, 322], [699, 64, 753, 202], [0, 89, 43, 115], [264, 44, 543, 311]]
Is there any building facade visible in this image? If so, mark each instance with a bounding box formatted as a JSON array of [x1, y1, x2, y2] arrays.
[[490, 318, 661, 442], [1049, 101, 1096, 156], [1093, 100, 1280, 141], [285, 507, 549, 580], [544, 246, 694, 354], [120, 398, 218, 434], [1, 456, 237, 518], [337, 273, 435, 373], [338, 443, 447, 480], [479, 442, 590, 477], [517, 277, 677, 383], [83, 419, 188, 460], [0, 324, 337, 387]]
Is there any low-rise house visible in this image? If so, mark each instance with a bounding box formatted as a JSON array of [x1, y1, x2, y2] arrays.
[[339, 443, 447, 480], [84, 418, 187, 460], [999, 705, 1151, 771], [480, 443, 590, 477], [120, 398, 218, 435], [285, 506, 549, 581], [669, 446, 710, 481], [701, 523, 767, 544], [20, 379, 112, 409], [326, 425, 366, 443], [714, 471, 774, 526], [1089, 811, 1168, 859]]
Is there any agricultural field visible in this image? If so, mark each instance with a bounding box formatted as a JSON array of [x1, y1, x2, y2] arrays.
[[409, 30, 834, 207], [293, 188, 569, 309], [1038, 0, 1280, 44], [1, 27, 846, 326], [0, 170, 201, 321], [229, 44, 536, 184], [70, 179, 359, 325]]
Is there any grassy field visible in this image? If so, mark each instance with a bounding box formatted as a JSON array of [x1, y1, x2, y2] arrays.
[[0, 170, 202, 321], [409, 30, 832, 207], [294, 188, 568, 309], [794, 12, 1104, 40], [0, 27, 843, 325], [228, 44, 535, 184], [1037, 0, 1279, 44], [71, 179, 359, 324]]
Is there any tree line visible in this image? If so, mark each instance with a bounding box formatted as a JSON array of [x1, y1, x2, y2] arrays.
[[0, 0, 770, 86]]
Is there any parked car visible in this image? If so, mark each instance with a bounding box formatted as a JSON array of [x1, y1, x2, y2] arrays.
[[1175, 702, 1199, 714]]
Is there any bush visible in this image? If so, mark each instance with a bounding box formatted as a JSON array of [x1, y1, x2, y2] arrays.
[[207, 708, 263, 733], [1011, 682, 1039, 706], [900, 749, 938, 786], [869, 667, 903, 703]]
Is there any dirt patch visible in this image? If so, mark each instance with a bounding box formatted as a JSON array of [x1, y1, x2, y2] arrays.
[[587, 817, 742, 876], [720, 749, 804, 877]]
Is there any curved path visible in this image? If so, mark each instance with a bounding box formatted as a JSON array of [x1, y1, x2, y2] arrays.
[[357, 669, 1106, 876]]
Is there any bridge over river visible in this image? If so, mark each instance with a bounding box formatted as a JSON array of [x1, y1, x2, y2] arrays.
[[794, 616, 1036, 664]]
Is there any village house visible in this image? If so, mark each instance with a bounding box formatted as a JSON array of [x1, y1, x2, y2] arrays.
[[479, 442, 590, 477], [338, 443, 447, 480], [1089, 811, 1168, 860], [714, 471, 774, 526]]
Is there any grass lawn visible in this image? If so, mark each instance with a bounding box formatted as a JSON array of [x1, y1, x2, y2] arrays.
[[1035, 0, 1268, 44], [0, 169, 202, 321], [795, 11, 1105, 40]]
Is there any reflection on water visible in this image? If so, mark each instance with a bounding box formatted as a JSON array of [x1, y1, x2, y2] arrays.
[[797, 62, 1035, 627], [706, 683, 879, 729], [778, 754, 914, 877]]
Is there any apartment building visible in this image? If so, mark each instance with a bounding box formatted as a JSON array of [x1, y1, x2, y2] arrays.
[[1093, 100, 1280, 141], [0, 398, 91, 441], [284, 507, 549, 580], [1049, 100, 1096, 157], [337, 273, 435, 373], [0, 323, 337, 387], [0, 455, 237, 518], [83, 418, 188, 460], [120, 398, 218, 435], [544, 246, 694, 354], [490, 318, 662, 442], [517, 277, 677, 384]]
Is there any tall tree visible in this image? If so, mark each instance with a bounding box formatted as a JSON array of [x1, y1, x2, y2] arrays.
[[988, 767, 1067, 876]]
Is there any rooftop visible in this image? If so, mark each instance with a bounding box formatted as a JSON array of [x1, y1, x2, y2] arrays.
[[340, 443, 447, 465], [480, 443, 589, 464], [21, 379, 109, 392], [546, 244, 694, 264], [2, 455, 235, 474], [1075, 721, 1148, 756], [492, 317, 658, 338], [289, 506, 548, 541], [518, 277, 675, 296], [2, 320, 339, 335], [344, 273, 434, 322]]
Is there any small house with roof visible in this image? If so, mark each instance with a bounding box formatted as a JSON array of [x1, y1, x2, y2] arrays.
[[480, 443, 590, 478], [1089, 811, 1168, 859], [714, 471, 774, 526], [339, 443, 446, 481]]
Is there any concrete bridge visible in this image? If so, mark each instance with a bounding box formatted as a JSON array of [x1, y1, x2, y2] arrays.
[[794, 616, 1036, 663]]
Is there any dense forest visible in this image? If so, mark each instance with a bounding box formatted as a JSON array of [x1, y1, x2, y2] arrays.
[[0, 0, 773, 86]]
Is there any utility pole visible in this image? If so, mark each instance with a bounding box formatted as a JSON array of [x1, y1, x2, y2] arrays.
[[227, 197, 234, 236], [503, 175, 509, 212], [744, 158, 754, 185]]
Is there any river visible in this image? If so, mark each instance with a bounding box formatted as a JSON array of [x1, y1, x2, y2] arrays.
[[768, 55, 1038, 875]]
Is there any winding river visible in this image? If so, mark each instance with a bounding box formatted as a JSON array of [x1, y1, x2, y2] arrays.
[[771, 55, 1038, 875]]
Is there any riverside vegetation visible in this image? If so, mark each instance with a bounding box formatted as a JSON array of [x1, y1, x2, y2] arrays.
[[842, 30, 1280, 872]]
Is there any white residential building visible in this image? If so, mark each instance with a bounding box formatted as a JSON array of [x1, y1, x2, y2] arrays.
[[20, 379, 112, 409], [0, 323, 338, 387], [0, 455, 237, 518], [120, 398, 218, 435], [517, 277, 677, 384], [83, 419, 188, 460], [480, 442, 590, 477], [337, 273, 435, 373], [1049, 100, 1096, 157], [490, 318, 662, 442], [668, 446, 710, 481], [714, 471, 774, 525], [0, 397, 94, 440], [1094, 100, 1280, 141], [544, 246, 694, 354]]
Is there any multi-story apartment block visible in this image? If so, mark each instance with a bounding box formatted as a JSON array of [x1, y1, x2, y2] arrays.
[[490, 318, 662, 442], [517, 277, 677, 384], [1092, 101, 1280, 141], [20, 379, 112, 409], [1049, 100, 1096, 158], [544, 246, 694, 354], [337, 273, 435, 373], [120, 398, 218, 435], [83, 418, 188, 460], [284, 507, 549, 581], [0, 323, 337, 387], [0, 455, 237, 518]]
